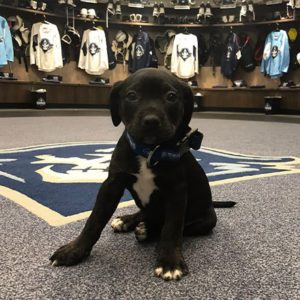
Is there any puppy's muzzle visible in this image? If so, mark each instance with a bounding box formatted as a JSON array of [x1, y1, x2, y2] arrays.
[[142, 114, 161, 131], [129, 107, 176, 145]]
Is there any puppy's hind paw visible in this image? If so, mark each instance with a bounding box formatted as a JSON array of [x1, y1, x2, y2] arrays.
[[111, 217, 128, 232], [134, 222, 148, 242]]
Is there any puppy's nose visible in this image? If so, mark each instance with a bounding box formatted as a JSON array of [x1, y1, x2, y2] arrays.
[[142, 115, 161, 129]]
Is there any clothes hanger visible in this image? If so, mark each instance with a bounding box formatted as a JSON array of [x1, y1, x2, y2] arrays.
[[42, 14, 50, 24], [183, 27, 189, 34], [91, 20, 98, 30]]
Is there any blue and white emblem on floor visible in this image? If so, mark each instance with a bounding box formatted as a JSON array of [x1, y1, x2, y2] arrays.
[[0, 142, 299, 226]]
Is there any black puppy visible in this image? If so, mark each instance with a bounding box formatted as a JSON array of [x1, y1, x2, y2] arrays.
[[50, 68, 235, 281]]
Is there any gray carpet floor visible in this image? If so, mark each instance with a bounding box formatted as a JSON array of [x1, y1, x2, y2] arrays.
[[0, 111, 299, 300]]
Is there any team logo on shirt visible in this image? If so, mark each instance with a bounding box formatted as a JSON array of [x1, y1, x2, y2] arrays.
[[226, 46, 233, 60], [135, 45, 144, 59], [179, 48, 191, 61], [0, 142, 299, 226], [271, 46, 279, 58], [89, 43, 100, 56], [40, 38, 53, 53]]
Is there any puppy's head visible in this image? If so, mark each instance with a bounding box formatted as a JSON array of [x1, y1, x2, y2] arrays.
[[110, 68, 194, 145]]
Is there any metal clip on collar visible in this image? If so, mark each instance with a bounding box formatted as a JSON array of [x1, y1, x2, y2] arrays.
[[146, 145, 160, 168]]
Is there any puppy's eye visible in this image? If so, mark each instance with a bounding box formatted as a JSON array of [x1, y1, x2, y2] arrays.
[[126, 92, 138, 102], [166, 91, 178, 103]]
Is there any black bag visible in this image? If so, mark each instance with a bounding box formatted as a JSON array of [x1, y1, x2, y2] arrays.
[[239, 33, 255, 72], [208, 32, 224, 76], [197, 33, 209, 66]]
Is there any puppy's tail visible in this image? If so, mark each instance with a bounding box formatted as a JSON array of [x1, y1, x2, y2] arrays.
[[213, 201, 237, 208]]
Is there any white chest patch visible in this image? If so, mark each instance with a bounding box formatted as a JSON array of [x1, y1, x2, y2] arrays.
[[133, 156, 158, 206]]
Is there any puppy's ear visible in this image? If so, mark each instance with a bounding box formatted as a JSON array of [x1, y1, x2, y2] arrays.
[[180, 81, 194, 129], [110, 80, 124, 127]]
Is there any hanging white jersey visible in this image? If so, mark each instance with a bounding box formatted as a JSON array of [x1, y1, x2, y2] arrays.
[[171, 33, 198, 79], [30, 22, 63, 72], [78, 28, 109, 75]]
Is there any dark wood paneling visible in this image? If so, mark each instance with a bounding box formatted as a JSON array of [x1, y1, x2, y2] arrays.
[[195, 88, 300, 111], [0, 81, 111, 106], [0, 81, 33, 103], [1, 80, 300, 112]]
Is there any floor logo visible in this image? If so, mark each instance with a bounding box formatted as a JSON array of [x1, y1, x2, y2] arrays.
[[0, 142, 299, 226]]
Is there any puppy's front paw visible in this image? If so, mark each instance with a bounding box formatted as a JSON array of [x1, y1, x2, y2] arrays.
[[111, 217, 129, 232], [154, 255, 188, 281], [50, 240, 90, 267], [154, 267, 184, 281]]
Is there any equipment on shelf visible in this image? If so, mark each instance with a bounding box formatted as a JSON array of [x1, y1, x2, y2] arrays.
[[0, 71, 17, 80], [89, 76, 109, 85], [42, 74, 63, 83], [232, 79, 247, 87]]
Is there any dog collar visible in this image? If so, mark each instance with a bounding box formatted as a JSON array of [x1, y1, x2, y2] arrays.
[[126, 129, 203, 167]]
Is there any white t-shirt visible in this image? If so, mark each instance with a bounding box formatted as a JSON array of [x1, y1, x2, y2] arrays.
[[78, 29, 109, 75], [30, 22, 63, 72], [171, 33, 198, 79]]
